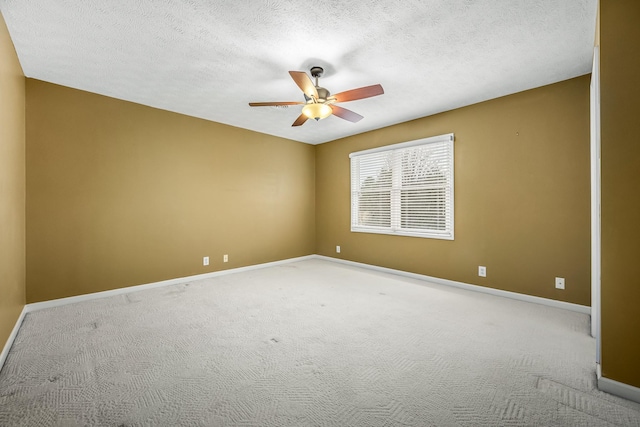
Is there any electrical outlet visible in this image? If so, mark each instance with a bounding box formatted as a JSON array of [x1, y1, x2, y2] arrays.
[[555, 277, 565, 289], [223, 254, 228, 263], [203, 256, 209, 266], [336, 245, 341, 253], [478, 266, 487, 277]]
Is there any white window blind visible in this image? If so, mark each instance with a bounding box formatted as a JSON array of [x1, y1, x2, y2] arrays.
[[350, 133, 454, 240]]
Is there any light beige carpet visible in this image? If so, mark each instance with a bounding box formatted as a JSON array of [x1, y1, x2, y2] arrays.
[[1, 259, 639, 426]]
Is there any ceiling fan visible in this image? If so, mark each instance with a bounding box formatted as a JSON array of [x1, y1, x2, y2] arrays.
[[249, 66, 384, 127]]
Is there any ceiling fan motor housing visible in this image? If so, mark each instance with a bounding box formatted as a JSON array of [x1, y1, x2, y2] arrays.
[[316, 87, 330, 102]]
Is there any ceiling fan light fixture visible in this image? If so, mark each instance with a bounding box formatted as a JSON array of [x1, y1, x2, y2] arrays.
[[302, 103, 332, 121]]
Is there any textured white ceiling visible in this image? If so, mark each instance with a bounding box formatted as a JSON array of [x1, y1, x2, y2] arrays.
[[0, 0, 597, 145]]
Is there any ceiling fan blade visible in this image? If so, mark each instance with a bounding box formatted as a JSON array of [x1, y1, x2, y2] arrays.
[[292, 114, 309, 127], [330, 105, 364, 123], [249, 101, 304, 107], [289, 71, 319, 99], [332, 84, 384, 103]]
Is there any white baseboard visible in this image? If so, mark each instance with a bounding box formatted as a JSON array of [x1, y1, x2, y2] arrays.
[[316, 255, 591, 315], [9, 254, 640, 406], [26, 255, 316, 313], [597, 364, 640, 404], [2, 253, 591, 374], [0, 305, 27, 373], [17, 254, 592, 316]]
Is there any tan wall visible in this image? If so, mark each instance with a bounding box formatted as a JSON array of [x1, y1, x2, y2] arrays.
[[600, 0, 640, 388], [316, 76, 591, 305], [26, 80, 315, 303], [0, 12, 26, 349]]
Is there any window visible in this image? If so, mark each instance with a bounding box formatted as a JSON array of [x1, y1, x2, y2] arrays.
[[350, 133, 454, 240]]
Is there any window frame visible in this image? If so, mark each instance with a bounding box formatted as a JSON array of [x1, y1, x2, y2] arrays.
[[349, 133, 454, 240]]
